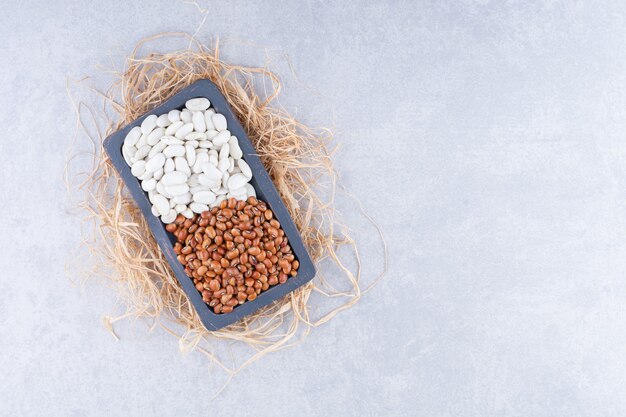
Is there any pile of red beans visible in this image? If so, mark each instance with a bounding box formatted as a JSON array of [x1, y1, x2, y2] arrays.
[[166, 197, 299, 314]]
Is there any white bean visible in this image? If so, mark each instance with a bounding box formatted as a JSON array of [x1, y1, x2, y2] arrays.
[[145, 153, 166, 173], [164, 158, 175, 173], [190, 202, 209, 214], [124, 126, 141, 147], [202, 162, 222, 180], [212, 113, 227, 131], [165, 183, 190, 196], [146, 127, 165, 145], [190, 185, 209, 194], [238, 159, 252, 179], [142, 178, 157, 192], [139, 169, 153, 181], [163, 145, 185, 157], [174, 156, 191, 176], [192, 153, 209, 174], [161, 209, 177, 224], [204, 110, 215, 130], [122, 146, 136, 165], [198, 174, 220, 188], [185, 132, 206, 141], [168, 109, 181, 123], [209, 152, 218, 166], [227, 173, 248, 191], [188, 174, 201, 187], [206, 129, 219, 140], [228, 186, 247, 199], [244, 183, 256, 198], [186, 98, 211, 111], [185, 144, 196, 166], [156, 181, 172, 198], [161, 136, 183, 146], [156, 114, 171, 127], [140, 114, 157, 135], [193, 190, 216, 205], [173, 192, 193, 205], [228, 136, 243, 159], [152, 194, 170, 216], [219, 143, 230, 160], [165, 121, 183, 136], [137, 133, 148, 148], [148, 140, 167, 158], [161, 171, 187, 185], [174, 123, 194, 139], [218, 157, 230, 173], [131, 160, 146, 177], [180, 110, 192, 123], [134, 144, 151, 160], [212, 130, 230, 146], [192, 111, 206, 133]]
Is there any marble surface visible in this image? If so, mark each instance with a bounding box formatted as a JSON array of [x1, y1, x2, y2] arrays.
[[3, 1, 626, 415]]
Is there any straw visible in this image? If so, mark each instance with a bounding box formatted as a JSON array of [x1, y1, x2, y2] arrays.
[[65, 33, 387, 375]]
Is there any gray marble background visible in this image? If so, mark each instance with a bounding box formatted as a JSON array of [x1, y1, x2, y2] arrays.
[[3, 0, 626, 416]]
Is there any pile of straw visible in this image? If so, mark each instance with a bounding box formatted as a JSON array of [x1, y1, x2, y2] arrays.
[[66, 33, 386, 375]]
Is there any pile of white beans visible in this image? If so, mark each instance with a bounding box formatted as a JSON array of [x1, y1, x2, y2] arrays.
[[122, 97, 256, 224]]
